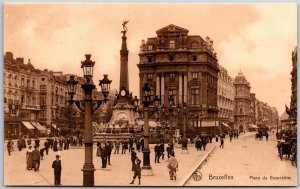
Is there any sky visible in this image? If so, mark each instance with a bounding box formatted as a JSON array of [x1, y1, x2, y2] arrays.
[[3, 3, 297, 115]]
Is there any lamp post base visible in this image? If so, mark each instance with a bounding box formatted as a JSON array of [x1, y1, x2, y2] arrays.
[[82, 163, 96, 186], [141, 166, 154, 176]]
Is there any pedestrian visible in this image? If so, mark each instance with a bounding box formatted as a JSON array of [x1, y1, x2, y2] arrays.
[[266, 132, 269, 141], [7, 140, 12, 156], [167, 152, 178, 180], [40, 147, 45, 160], [131, 148, 137, 171], [106, 141, 113, 165], [140, 138, 144, 151], [27, 138, 32, 146], [34, 137, 40, 148], [129, 157, 141, 185], [100, 142, 107, 168], [220, 136, 224, 148], [160, 142, 165, 160], [215, 135, 219, 142], [129, 137, 134, 152], [136, 138, 141, 152], [166, 143, 174, 159], [154, 143, 160, 163], [202, 137, 207, 151], [17, 138, 22, 151], [32, 146, 41, 171], [26, 146, 33, 170], [122, 140, 128, 154], [52, 155, 62, 186], [114, 139, 120, 154], [44, 140, 49, 155], [229, 133, 233, 142], [53, 138, 58, 152]]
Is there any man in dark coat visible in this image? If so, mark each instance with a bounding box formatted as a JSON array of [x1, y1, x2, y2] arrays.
[[17, 138, 22, 151], [32, 146, 41, 171], [122, 140, 128, 154], [159, 142, 165, 160], [53, 138, 58, 152], [44, 140, 49, 155], [106, 141, 113, 165], [131, 148, 137, 171], [52, 155, 62, 186], [129, 138, 134, 152], [154, 143, 161, 163], [100, 142, 107, 168]]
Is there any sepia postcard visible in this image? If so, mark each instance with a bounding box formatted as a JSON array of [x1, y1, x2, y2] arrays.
[[3, 3, 297, 187]]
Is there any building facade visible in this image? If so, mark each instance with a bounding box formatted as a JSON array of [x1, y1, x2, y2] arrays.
[[217, 65, 235, 124], [138, 24, 219, 121], [290, 47, 297, 122], [4, 52, 86, 138], [4, 52, 41, 138], [233, 71, 251, 132]]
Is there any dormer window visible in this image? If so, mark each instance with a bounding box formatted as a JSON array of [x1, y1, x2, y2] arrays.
[[148, 44, 153, 50], [169, 40, 175, 49], [191, 41, 198, 49]]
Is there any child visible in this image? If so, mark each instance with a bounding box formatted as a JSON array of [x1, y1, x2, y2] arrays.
[[130, 157, 141, 185], [167, 152, 178, 180]]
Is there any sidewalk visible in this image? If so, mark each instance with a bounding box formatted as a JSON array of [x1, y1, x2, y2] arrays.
[[4, 142, 216, 186]]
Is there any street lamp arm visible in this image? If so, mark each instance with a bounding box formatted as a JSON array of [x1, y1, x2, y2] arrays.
[[73, 100, 85, 112], [91, 99, 107, 113]]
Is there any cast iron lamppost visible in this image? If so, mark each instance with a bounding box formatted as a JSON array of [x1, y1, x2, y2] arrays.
[[141, 83, 160, 176], [66, 54, 112, 186], [168, 95, 175, 146], [181, 103, 189, 153]]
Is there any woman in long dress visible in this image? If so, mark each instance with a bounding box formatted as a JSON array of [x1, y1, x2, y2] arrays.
[[26, 146, 33, 170]]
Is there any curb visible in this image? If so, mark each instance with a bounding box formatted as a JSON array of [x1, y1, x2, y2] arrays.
[[179, 145, 216, 186]]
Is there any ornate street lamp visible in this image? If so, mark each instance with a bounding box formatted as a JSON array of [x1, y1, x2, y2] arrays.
[[66, 54, 112, 186], [181, 103, 189, 152], [141, 83, 154, 176]]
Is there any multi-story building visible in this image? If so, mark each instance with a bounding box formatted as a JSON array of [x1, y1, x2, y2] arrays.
[[138, 24, 219, 122], [4, 52, 41, 138], [4, 52, 86, 138], [250, 93, 257, 124], [233, 70, 251, 132], [290, 47, 297, 122], [217, 65, 235, 124]]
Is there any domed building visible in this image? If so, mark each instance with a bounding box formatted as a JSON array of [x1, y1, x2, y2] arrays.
[[233, 70, 251, 132]]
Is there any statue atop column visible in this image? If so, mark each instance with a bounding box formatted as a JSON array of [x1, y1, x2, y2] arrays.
[[122, 20, 129, 35]]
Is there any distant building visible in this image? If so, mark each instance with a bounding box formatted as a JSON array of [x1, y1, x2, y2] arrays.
[[217, 65, 235, 124], [233, 70, 251, 132], [290, 47, 297, 122]]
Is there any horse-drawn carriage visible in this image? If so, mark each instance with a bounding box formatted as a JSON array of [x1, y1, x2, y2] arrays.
[[255, 129, 268, 140], [277, 138, 297, 167]]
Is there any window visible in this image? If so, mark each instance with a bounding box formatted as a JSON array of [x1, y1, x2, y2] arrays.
[[4, 97, 7, 103], [40, 110, 46, 119], [21, 78, 25, 87], [32, 80, 35, 89], [170, 73, 176, 79], [191, 88, 199, 105], [169, 40, 175, 49], [41, 78, 45, 81], [147, 73, 153, 80], [148, 57, 152, 63], [148, 44, 153, 50], [40, 97, 46, 106], [192, 73, 198, 79], [21, 95, 25, 105], [27, 79, 30, 87], [40, 85, 46, 93], [169, 89, 177, 104], [191, 42, 198, 49], [193, 55, 197, 61]]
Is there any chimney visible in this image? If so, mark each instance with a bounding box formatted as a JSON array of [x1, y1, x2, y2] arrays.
[[5, 52, 13, 62], [16, 58, 24, 64]]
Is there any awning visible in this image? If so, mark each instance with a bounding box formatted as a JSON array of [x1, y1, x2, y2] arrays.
[[22, 121, 35, 130], [31, 122, 46, 131], [201, 121, 219, 127], [249, 124, 258, 129], [51, 124, 57, 129], [221, 122, 231, 129]]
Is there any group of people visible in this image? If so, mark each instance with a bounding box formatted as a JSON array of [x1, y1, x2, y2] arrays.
[[195, 137, 208, 151], [96, 140, 113, 168], [6, 136, 63, 186]]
